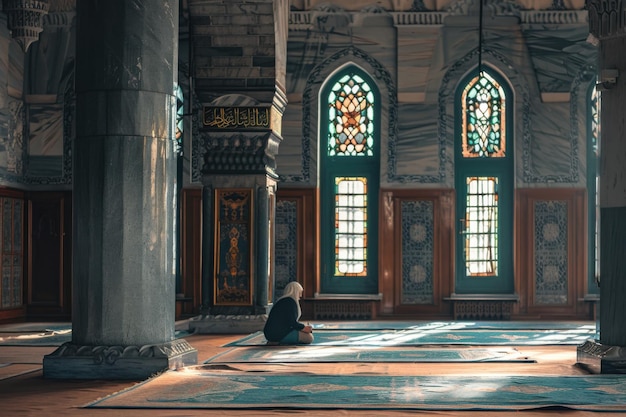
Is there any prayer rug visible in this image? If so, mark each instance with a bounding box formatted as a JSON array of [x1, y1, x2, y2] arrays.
[[86, 368, 626, 411], [0, 363, 41, 381], [205, 346, 534, 363], [313, 320, 596, 331], [0, 323, 71, 333], [226, 328, 595, 347]]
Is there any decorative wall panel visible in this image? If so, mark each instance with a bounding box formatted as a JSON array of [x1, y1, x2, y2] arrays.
[[533, 200, 568, 305], [274, 199, 297, 301], [400, 200, 434, 304], [214, 189, 253, 306], [0, 197, 22, 309]]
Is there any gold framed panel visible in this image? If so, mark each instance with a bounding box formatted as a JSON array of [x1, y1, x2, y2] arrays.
[[213, 188, 254, 306]]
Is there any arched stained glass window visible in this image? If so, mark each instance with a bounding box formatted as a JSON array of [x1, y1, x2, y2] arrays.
[[320, 66, 380, 294], [455, 67, 514, 294], [461, 72, 506, 158], [327, 73, 375, 157]]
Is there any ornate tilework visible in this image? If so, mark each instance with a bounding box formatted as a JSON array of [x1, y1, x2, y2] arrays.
[[274, 199, 298, 301], [401, 200, 434, 304], [568, 65, 596, 183], [191, 92, 204, 183], [0, 197, 22, 309], [533, 200, 568, 305]]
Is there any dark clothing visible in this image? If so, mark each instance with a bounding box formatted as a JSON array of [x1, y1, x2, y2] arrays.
[[263, 297, 304, 342]]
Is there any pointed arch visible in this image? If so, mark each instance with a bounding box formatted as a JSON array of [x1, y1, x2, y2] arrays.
[[282, 46, 395, 184], [460, 70, 508, 159], [439, 48, 530, 186], [453, 63, 515, 294], [319, 64, 381, 294]]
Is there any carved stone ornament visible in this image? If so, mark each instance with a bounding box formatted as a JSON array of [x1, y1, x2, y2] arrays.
[[587, 0, 626, 40], [200, 132, 281, 177], [2, 0, 49, 52], [46, 338, 196, 364]]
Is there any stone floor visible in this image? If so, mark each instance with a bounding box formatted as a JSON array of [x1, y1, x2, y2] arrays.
[[0, 320, 617, 417]]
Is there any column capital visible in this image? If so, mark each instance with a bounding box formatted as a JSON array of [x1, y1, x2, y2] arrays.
[[588, 0, 626, 40], [199, 131, 282, 178]]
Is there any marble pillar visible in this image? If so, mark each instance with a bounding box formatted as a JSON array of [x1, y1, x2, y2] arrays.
[[576, 1, 626, 374], [43, 0, 197, 379]]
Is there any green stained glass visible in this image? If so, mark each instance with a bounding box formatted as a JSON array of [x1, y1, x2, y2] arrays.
[[591, 87, 599, 155], [461, 72, 506, 158], [174, 85, 184, 155], [327, 73, 374, 157]]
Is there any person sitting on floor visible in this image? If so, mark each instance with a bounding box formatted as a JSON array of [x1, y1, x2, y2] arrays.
[[263, 281, 314, 345]]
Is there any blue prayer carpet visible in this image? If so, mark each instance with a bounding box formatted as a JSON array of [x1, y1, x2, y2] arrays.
[[205, 346, 534, 363], [86, 369, 626, 411], [226, 327, 595, 347], [312, 320, 595, 331]]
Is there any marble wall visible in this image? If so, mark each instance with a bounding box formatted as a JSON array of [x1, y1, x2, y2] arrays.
[[0, 8, 74, 187], [275, 4, 597, 188], [0, 1, 596, 191]]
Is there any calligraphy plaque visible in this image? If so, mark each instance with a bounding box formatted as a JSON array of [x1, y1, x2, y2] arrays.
[[203, 106, 271, 130]]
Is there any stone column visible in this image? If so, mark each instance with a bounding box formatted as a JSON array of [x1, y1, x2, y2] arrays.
[[577, 0, 626, 374], [187, 0, 288, 333], [43, 0, 197, 379]]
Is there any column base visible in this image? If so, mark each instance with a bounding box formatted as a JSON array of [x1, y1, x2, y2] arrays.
[[577, 339, 626, 374], [189, 314, 266, 334], [43, 338, 197, 380]]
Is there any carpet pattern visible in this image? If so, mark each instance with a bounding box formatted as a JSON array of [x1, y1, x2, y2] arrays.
[[312, 321, 596, 331], [226, 328, 595, 347], [87, 368, 626, 411], [205, 346, 534, 363]]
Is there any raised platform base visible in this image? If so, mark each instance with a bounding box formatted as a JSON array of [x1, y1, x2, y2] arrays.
[[577, 339, 626, 374], [43, 338, 198, 380], [188, 314, 266, 334]]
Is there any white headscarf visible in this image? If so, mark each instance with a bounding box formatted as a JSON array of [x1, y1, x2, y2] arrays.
[[278, 281, 303, 319]]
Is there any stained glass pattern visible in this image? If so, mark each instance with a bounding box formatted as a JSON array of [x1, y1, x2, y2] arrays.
[[174, 85, 184, 155], [327, 73, 374, 156], [462, 72, 506, 158], [334, 177, 367, 276], [591, 87, 599, 156], [464, 177, 498, 276]]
